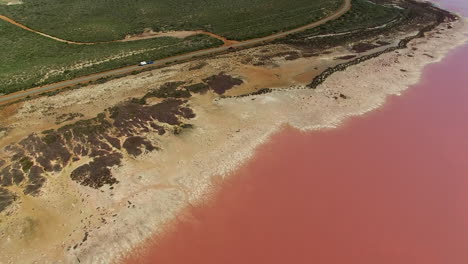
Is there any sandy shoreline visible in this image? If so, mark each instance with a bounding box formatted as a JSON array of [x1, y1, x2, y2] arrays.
[[113, 18, 468, 264], [0, 7, 467, 264]]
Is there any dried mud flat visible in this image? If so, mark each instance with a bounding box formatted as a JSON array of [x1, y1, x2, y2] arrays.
[[0, 3, 467, 264]]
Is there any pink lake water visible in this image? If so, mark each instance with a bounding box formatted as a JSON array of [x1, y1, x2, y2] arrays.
[[126, 1, 468, 263]]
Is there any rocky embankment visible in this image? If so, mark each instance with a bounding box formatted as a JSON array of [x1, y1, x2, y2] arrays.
[[307, 1, 458, 88]]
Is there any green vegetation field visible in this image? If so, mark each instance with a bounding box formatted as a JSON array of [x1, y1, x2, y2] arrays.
[[0, 0, 344, 95], [284, 0, 405, 41], [0, 19, 222, 95], [0, 0, 342, 42]]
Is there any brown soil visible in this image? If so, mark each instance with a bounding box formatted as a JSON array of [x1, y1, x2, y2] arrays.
[[351, 42, 380, 53], [335, 55, 357, 60], [376, 40, 391, 46], [122, 137, 157, 157], [121, 30, 241, 46], [185, 83, 210, 94], [143, 82, 190, 100], [0, 187, 15, 212], [71, 152, 122, 188], [0, 96, 196, 205], [203, 73, 244, 94], [55, 112, 85, 125]]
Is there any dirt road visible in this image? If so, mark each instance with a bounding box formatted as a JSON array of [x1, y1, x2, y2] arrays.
[[0, 0, 351, 105], [0, 15, 235, 45]]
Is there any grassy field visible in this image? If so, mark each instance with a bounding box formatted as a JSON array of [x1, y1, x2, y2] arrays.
[[0, 0, 342, 42], [0, 0, 344, 95], [0, 19, 223, 95], [283, 0, 405, 41]]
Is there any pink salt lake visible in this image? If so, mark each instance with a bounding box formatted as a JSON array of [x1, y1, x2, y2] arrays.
[[127, 1, 468, 263]]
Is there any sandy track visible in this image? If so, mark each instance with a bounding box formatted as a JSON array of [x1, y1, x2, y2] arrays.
[[0, 15, 233, 45], [0, 0, 351, 105]]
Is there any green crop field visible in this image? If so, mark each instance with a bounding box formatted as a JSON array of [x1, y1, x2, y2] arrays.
[[0, 0, 342, 42]]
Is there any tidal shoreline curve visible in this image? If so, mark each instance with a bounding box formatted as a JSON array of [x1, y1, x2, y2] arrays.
[[120, 11, 468, 264], [0, 1, 467, 263]]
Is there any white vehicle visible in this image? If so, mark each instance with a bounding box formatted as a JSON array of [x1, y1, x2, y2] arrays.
[[138, 61, 154, 66]]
